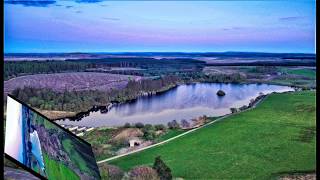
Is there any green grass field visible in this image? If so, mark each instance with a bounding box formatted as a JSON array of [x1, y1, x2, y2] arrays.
[[109, 91, 316, 179], [279, 68, 316, 79], [154, 129, 186, 143], [287, 69, 316, 79], [61, 139, 90, 173], [43, 153, 79, 180]]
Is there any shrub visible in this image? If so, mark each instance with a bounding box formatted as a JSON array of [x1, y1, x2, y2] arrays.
[[98, 164, 124, 180], [135, 122, 145, 128], [128, 166, 160, 180], [180, 119, 190, 128], [144, 131, 156, 141], [124, 123, 131, 128], [154, 124, 166, 131], [230, 108, 238, 113], [238, 105, 248, 111], [153, 156, 172, 180], [143, 124, 154, 131], [142, 124, 156, 140], [167, 120, 179, 129]]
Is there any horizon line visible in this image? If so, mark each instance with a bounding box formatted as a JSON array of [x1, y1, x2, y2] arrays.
[[4, 51, 316, 55]]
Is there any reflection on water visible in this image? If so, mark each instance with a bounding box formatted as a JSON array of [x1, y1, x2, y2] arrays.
[[57, 83, 294, 127]]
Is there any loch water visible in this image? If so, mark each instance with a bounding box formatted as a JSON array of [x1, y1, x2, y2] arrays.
[[57, 83, 294, 127]]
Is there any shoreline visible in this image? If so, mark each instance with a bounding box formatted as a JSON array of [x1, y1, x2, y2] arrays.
[[53, 83, 178, 121], [97, 91, 272, 164], [55, 82, 298, 125]]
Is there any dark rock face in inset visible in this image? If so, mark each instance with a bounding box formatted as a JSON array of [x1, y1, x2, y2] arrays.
[[216, 90, 226, 96]]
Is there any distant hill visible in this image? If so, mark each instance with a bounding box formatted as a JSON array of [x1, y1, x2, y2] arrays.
[[4, 52, 316, 58], [4, 52, 315, 66]]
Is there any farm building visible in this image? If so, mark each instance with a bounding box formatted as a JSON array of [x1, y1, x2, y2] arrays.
[[128, 138, 142, 147]]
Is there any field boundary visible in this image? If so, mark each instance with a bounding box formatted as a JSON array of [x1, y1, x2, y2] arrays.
[[97, 93, 269, 164]]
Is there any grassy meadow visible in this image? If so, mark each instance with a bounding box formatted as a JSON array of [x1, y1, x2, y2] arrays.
[[43, 153, 79, 180], [281, 68, 316, 79], [109, 91, 316, 179]]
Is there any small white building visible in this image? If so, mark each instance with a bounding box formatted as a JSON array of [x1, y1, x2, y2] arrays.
[[77, 127, 86, 131], [86, 127, 95, 132], [128, 138, 142, 147], [76, 132, 84, 137], [68, 126, 78, 131]]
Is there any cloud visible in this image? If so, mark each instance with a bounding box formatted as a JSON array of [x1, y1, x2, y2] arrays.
[[4, 0, 56, 7], [222, 27, 244, 31], [102, 17, 120, 21], [279, 16, 305, 21], [4, 0, 106, 7], [74, 0, 104, 3]]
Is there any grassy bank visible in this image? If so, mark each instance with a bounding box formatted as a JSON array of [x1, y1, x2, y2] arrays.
[[109, 91, 316, 179], [154, 129, 186, 143]]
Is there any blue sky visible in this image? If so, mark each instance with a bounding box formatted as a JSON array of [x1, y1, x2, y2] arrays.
[[4, 0, 316, 53]]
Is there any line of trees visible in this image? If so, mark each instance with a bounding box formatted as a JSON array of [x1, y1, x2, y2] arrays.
[[4, 58, 205, 80], [187, 72, 247, 83], [11, 87, 109, 112], [4, 61, 94, 80]]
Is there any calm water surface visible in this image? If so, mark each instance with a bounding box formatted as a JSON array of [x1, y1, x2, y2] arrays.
[[57, 83, 294, 127]]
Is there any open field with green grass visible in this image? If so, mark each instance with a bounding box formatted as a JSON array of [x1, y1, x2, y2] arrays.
[[278, 67, 316, 79], [109, 91, 316, 179], [61, 139, 90, 174], [43, 153, 79, 180], [154, 129, 186, 143]]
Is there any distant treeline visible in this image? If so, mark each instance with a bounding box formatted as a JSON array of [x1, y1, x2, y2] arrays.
[[4, 58, 206, 80], [4, 61, 95, 80], [178, 72, 246, 83], [68, 57, 205, 68], [70, 58, 206, 77]]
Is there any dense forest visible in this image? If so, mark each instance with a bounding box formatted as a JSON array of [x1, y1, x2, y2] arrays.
[[68, 57, 205, 69], [4, 61, 94, 80], [4, 58, 206, 80]]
